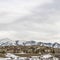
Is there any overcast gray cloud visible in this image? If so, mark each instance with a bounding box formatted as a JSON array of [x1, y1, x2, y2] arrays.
[[0, 0, 60, 43]]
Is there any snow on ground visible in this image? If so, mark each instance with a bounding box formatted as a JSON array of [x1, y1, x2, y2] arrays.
[[40, 54, 59, 60], [0, 58, 11, 60], [0, 53, 59, 60], [0, 57, 59, 60], [5, 53, 19, 59], [41, 54, 53, 58]]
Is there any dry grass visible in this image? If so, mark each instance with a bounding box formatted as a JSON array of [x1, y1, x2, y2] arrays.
[[0, 53, 6, 58], [15, 53, 41, 57]]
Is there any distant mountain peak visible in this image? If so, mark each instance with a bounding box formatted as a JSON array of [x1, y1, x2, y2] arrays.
[[0, 38, 59, 48]]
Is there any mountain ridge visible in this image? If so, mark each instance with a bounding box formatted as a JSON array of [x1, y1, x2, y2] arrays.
[[0, 38, 60, 48]]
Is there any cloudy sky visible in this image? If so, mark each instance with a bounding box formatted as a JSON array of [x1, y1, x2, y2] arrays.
[[0, 0, 60, 43]]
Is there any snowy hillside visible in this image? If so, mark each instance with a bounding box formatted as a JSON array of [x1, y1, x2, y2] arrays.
[[0, 38, 15, 46], [0, 38, 60, 48]]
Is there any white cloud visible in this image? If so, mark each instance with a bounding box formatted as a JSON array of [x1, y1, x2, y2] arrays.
[[0, 0, 53, 23], [1, 0, 60, 43], [0, 31, 17, 40]]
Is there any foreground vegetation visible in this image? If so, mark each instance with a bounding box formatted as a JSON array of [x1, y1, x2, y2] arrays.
[[0, 45, 60, 57]]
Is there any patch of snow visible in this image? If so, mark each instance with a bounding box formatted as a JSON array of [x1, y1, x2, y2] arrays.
[[5, 53, 19, 59], [41, 54, 52, 59]]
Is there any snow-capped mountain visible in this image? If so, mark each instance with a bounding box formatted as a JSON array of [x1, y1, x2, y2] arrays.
[[0, 38, 27, 46], [52, 42, 60, 48], [23, 40, 37, 46], [37, 42, 60, 48], [0, 38, 60, 48], [0, 38, 15, 46]]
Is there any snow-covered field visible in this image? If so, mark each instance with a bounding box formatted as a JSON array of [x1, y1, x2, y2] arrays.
[[0, 53, 59, 60], [0, 58, 6, 60], [0, 57, 59, 60]]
